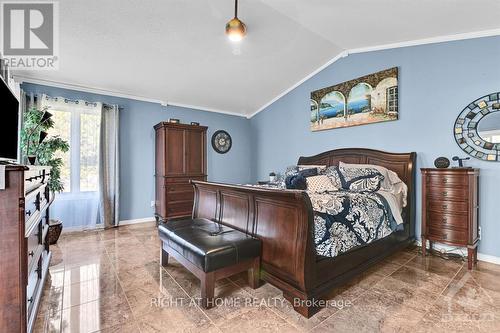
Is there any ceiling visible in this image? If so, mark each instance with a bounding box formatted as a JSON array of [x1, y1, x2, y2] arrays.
[[15, 0, 500, 117]]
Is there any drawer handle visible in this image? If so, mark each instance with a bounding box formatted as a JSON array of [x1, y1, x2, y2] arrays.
[[28, 297, 33, 303], [442, 233, 448, 240], [26, 210, 32, 216], [443, 178, 448, 183], [28, 251, 34, 256], [442, 218, 448, 224], [442, 191, 448, 197], [442, 205, 448, 210]]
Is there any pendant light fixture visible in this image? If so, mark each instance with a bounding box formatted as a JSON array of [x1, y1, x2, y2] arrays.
[[225, 0, 246, 42]]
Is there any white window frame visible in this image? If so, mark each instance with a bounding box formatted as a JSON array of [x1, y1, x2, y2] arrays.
[[41, 98, 101, 194]]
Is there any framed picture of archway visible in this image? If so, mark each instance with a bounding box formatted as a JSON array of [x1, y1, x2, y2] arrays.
[[310, 67, 399, 131]]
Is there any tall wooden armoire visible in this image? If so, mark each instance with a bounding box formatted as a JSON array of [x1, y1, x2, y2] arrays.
[[154, 122, 207, 222]]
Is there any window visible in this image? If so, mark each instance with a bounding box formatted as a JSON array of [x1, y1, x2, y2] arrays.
[[41, 97, 102, 229], [46, 102, 101, 193], [386, 86, 398, 114]]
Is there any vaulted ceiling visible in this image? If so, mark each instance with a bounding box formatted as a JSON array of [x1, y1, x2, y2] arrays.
[[15, 0, 500, 117]]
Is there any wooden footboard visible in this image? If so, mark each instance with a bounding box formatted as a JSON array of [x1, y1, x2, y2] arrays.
[[190, 149, 416, 318], [191, 181, 316, 299]]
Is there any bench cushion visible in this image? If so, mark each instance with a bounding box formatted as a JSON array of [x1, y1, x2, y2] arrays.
[[158, 218, 261, 273]]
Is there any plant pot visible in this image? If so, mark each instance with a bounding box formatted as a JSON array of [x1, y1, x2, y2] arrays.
[[48, 219, 63, 245]]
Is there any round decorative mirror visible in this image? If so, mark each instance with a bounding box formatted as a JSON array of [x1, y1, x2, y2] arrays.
[[454, 92, 500, 161]]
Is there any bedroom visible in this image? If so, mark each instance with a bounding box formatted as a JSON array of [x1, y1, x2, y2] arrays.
[[0, 0, 499, 332]]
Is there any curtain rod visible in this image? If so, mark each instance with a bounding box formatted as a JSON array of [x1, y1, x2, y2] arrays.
[[29, 93, 122, 110]]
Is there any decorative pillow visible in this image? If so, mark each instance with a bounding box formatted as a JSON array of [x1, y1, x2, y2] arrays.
[[285, 174, 307, 190], [306, 175, 338, 193], [338, 166, 385, 193], [321, 166, 343, 189], [284, 167, 318, 189]]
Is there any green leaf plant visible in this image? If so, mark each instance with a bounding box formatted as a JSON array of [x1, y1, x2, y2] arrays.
[[21, 106, 70, 192]]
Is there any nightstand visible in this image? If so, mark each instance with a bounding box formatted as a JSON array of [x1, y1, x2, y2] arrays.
[[421, 168, 479, 269]]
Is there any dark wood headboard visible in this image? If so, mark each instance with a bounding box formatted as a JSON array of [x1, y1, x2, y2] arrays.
[[298, 148, 417, 239]]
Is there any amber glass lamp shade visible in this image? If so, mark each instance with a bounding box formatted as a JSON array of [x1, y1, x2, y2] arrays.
[[225, 17, 246, 42]]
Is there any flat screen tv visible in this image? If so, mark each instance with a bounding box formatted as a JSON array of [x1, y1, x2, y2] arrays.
[[0, 78, 20, 163]]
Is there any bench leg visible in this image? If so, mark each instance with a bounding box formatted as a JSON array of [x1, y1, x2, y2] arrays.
[[248, 257, 261, 289], [161, 247, 169, 267], [201, 271, 215, 309]]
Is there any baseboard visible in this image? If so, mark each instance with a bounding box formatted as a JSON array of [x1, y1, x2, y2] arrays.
[[477, 253, 500, 266], [416, 239, 500, 266], [61, 225, 104, 233], [119, 217, 156, 226], [60, 217, 155, 233]]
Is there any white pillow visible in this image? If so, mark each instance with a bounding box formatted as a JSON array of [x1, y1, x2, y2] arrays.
[[339, 161, 407, 207], [298, 164, 327, 173], [306, 175, 339, 193]]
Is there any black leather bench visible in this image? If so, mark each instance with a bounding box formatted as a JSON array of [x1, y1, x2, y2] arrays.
[[158, 218, 262, 308]]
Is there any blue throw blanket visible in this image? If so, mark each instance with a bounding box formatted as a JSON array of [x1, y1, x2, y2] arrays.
[[310, 191, 402, 258]]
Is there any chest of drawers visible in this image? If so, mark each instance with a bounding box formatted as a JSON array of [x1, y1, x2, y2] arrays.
[[0, 165, 53, 332], [421, 168, 479, 269]]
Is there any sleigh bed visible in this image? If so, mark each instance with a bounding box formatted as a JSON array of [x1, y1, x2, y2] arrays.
[[190, 148, 416, 317]]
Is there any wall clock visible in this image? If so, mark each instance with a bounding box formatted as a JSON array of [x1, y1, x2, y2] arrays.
[[211, 130, 232, 154], [454, 92, 500, 161]]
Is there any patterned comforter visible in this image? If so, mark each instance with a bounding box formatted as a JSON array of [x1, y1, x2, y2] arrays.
[[310, 191, 402, 258]]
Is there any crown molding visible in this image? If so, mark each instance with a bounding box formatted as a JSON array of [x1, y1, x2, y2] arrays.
[[246, 50, 348, 119], [248, 28, 500, 119], [14, 75, 166, 105], [166, 102, 247, 118], [347, 28, 500, 55], [14, 29, 500, 120], [14, 75, 247, 118]]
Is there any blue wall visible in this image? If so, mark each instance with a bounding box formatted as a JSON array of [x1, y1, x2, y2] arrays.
[[21, 83, 253, 221], [22, 36, 500, 257], [250, 36, 500, 257]]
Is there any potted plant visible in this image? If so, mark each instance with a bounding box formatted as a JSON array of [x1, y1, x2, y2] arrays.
[[21, 106, 69, 192], [21, 106, 69, 244]]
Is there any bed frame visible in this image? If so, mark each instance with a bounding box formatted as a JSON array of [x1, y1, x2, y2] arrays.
[[190, 148, 416, 317]]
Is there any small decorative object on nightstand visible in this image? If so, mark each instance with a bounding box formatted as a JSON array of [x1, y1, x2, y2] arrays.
[[269, 172, 276, 182], [434, 157, 450, 169], [421, 168, 480, 270]]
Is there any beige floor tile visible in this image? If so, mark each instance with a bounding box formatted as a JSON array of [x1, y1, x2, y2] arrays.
[[405, 254, 464, 279], [62, 274, 124, 309], [60, 295, 133, 333], [32, 226, 500, 333], [217, 306, 301, 332]]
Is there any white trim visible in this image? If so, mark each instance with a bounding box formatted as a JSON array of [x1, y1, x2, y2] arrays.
[[14, 75, 165, 105], [246, 50, 348, 119], [248, 28, 500, 119], [61, 225, 103, 233], [167, 102, 247, 118], [119, 217, 155, 226], [14, 29, 500, 120], [416, 239, 500, 266], [347, 28, 500, 55], [477, 253, 500, 266], [14, 76, 247, 118]]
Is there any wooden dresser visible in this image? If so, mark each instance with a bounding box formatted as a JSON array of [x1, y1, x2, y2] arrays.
[[0, 165, 53, 332], [154, 122, 207, 222], [421, 168, 479, 269]]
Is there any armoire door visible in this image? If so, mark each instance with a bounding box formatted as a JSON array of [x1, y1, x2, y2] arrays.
[[165, 127, 186, 175], [185, 129, 206, 175]]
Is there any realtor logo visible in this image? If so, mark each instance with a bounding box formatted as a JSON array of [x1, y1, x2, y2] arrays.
[[1, 1, 59, 69]]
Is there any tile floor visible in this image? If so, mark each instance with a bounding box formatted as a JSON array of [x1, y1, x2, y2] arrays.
[[33, 222, 500, 332]]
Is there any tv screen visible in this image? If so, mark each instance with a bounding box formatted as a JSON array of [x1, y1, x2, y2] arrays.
[[0, 79, 20, 162]]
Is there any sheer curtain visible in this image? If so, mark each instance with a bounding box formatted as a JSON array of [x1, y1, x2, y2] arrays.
[[40, 95, 103, 230]]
